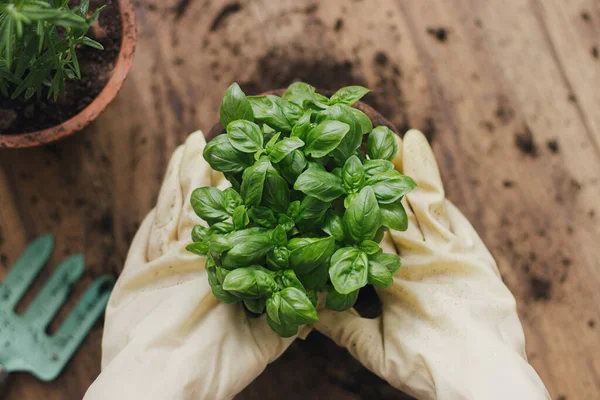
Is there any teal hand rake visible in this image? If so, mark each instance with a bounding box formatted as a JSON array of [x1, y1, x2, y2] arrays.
[[0, 234, 113, 391]]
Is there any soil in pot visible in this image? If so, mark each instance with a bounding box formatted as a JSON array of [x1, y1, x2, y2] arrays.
[[0, 0, 122, 135]]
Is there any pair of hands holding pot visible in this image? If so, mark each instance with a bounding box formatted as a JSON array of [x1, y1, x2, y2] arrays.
[[84, 129, 550, 400]]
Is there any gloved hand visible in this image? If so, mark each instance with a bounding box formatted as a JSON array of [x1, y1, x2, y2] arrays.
[[83, 131, 300, 400], [314, 129, 551, 400]]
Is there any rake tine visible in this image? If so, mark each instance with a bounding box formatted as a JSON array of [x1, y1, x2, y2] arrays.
[[23, 254, 85, 330], [50, 275, 113, 372], [0, 234, 54, 310]]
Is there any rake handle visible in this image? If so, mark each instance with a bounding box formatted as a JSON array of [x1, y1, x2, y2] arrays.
[[0, 365, 8, 397]]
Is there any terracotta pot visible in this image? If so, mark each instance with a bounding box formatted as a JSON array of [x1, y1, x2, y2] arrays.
[[0, 0, 137, 149], [206, 88, 397, 141]]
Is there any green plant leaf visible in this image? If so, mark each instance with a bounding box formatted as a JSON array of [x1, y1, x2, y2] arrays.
[[191, 225, 208, 242], [367, 126, 397, 161], [262, 163, 289, 213], [360, 240, 380, 255], [329, 247, 369, 294], [267, 292, 282, 324], [186, 242, 209, 256], [232, 205, 249, 230], [330, 85, 370, 106], [207, 264, 219, 287], [216, 266, 230, 284], [227, 120, 264, 153], [288, 236, 335, 274], [265, 132, 281, 153], [203, 135, 253, 173], [267, 246, 290, 270], [244, 298, 267, 314], [220, 82, 254, 127], [366, 170, 417, 204], [363, 159, 394, 179], [267, 314, 298, 337], [222, 265, 278, 299], [270, 225, 288, 246], [269, 137, 305, 163], [303, 120, 350, 158], [278, 287, 318, 325], [322, 211, 345, 242], [369, 252, 401, 275], [190, 187, 231, 224], [344, 186, 381, 243], [209, 235, 233, 255], [278, 149, 308, 184], [240, 157, 270, 206], [290, 110, 313, 142], [317, 104, 363, 164], [212, 285, 241, 304], [296, 196, 330, 225], [277, 269, 305, 292], [248, 95, 293, 132], [81, 36, 104, 50], [350, 108, 373, 135], [221, 231, 274, 269], [296, 260, 329, 289], [380, 200, 409, 231], [248, 206, 277, 228], [342, 155, 365, 192], [294, 168, 346, 202], [326, 287, 359, 311], [368, 260, 393, 288]]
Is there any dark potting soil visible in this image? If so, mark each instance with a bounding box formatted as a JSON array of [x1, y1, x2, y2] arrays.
[[0, 0, 122, 134]]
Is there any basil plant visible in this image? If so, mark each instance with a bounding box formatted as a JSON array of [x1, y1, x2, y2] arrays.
[[187, 81, 416, 337]]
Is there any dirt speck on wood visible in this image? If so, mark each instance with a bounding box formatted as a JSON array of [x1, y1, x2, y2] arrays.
[[426, 27, 448, 42]]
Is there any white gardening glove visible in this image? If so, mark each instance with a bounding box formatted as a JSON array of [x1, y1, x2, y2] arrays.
[[314, 129, 551, 400], [83, 131, 300, 400]]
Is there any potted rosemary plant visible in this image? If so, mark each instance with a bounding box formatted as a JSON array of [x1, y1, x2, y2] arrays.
[[0, 0, 136, 148]]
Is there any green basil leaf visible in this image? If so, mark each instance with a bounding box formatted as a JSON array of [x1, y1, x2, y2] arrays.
[[223, 188, 244, 214], [368, 260, 393, 288], [262, 163, 289, 213], [294, 168, 346, 202], [267, 314, 298, 337], [278, 149, 308, 184], [366, 170, 417, 204], [269, 137, 305, 163], [343, 193, 357, 209], [207, 221, 234, 236], [224, 172, 242, 192], [373, 226, 387, 243], [278, 287, 318, 325], [227, 120, 264, 153], [363, 159, 394, 179], [263, 124, 276, 135], [266, 292, 282, 323], [329, 247, 369, 294], [207, 265, 219, 287], [191, 187, 230, 224], [267, 247, 290, 270], [360, 240, 380, 255], [244, 298, 267, 314], [326, 287, 359, 311], [322, 212, 345, 242], [307, 289, 318, 308], [248, 95, 298, 132], [296, 196, 330, 224], [248, 206, 277, 228], [240, 158, 270, 206], [265, 132, 281, 153], [220, 82, 254, 127], [222, 230, 274, 269], [287, 200, 301, 220], [296, 260, 329, 289], [342, 155, 365, 192], [290, 110, 313, 142], [303, 120, 350, 158], [270, 225, 288, 246], [380, 200, 409, 231], [369, 252, 401, 275], [367, 126, 397, 161], [289, 236, 335, 274], [277, 269, 305, 292], [232, 205, 249, 230], [331, 167, 342, 179], [344, 186, 381, 243], [317, 104, 362, 164], [330, 85, 370, 106], [186, 241, 209, 255], [191, 225, 208, 242], [278, 214, 295, 231], [283, 82, 317, 107], [203, 134, 253, 173], [350, 107, 373, 135], [222, 266, 278, 299], [209, 235, 233, 255], [216, 266, 230, 284], [212, 285, 241, 304]]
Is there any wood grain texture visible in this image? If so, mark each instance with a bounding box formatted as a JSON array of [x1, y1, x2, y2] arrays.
[[0, 0, 599, 399]]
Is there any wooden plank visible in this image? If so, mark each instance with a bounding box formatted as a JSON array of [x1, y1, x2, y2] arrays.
[[0, 0, 598, 398]]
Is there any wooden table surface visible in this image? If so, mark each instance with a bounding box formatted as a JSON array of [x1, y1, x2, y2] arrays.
[[1, 0, 599, 399]]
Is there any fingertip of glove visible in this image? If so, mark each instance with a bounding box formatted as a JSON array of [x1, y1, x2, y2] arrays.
[[186, 130, 207, 145]]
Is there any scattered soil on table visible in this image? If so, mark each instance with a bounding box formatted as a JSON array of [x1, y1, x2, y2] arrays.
[[0, 0, 122, 134], [592, 46, 598, 59], [530, 277, 552, 301], [514, 125, 538, 157], [426, 27, 448, 42], [547, 139, 560, 153]]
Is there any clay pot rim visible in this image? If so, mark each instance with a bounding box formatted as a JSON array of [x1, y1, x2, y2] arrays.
[[0, 0, 137, 149], [206, 88, 398, 142]]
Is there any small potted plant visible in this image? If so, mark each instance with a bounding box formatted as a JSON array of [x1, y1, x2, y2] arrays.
[[0, 0, 136, 148], [188, 82, 417, 336]]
